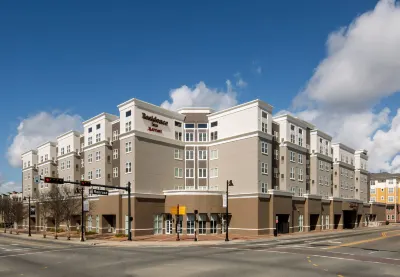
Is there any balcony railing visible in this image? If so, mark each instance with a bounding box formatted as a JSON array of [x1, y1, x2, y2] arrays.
[[168, 185, 220, 191]]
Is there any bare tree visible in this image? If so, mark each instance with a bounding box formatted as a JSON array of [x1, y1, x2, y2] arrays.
[[2, 198, 13, 233], [61, 186, 81, 240], [37, 192, 51, 238], [47, 186, 65, 239], [12, 200, 26, 234]]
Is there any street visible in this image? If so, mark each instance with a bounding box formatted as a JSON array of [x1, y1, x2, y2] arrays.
[[1, 227, 400, 277]]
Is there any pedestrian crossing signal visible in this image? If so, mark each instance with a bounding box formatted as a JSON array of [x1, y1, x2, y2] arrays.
[[44, 177, 64, 184]]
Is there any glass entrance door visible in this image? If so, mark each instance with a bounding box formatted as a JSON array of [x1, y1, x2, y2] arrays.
[[165, 214, 172, 234]]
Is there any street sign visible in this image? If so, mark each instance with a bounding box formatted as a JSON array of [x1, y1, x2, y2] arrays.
[[177, 224, 181, 233], [222, 194, 227, 208], [90, 189, 109, 196], [83, 200, 89, 212], [33, 175, 40, 184], [170, 206, 186, 215]]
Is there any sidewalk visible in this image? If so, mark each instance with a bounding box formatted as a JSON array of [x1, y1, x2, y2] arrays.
[[0, 225, 396, 247]]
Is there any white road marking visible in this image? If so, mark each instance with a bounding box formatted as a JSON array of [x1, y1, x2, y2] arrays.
[[0, 246, 110, 259], [11, 244, 19, 246]]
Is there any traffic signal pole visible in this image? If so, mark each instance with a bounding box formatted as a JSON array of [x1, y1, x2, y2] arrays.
[[127, 182, 132, 241]]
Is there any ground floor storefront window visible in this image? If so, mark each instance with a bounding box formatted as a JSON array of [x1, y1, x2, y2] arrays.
[[187, 214, 195, 234], [198, 214, 207, 234], [153, 214, 163, 235], [210, 214, 218, 234], [298, 215, 304, 232]]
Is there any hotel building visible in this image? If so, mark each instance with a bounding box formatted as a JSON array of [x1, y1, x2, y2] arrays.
[[21, 98, 386, 236], [370, 172, 400, 223]]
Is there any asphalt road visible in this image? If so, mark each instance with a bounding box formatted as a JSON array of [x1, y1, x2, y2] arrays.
[[1, 227, 400, 277]]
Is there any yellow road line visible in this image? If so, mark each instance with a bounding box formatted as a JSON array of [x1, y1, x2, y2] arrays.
[[327, 233, 400, 249]]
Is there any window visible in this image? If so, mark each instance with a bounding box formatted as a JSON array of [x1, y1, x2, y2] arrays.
[[261, 162, 268, 175], [298, 129, 303, 146], [371, 189, 375, 194], [210, 149, 218, 160], [198, 123, 207, 129], [381, 196, 384, 200], [325, 176, 328, 186], [298, 168, 303, 181], [113, 149, 118, 159], [298, 154, 303, 164], [95, 133, 101, 143], [88, 137, 93, 146], [88, 127, 92, 133], [125, 142, 132, 153], [298, 215, 304, 232], [274, 149, 279, 160], [198, 132, 207, 142], [290, 132, 296, 144], [388, 196, 394, 202], [174, 168, 183, 178], [88, 154, 93, 163], [126, 162, 132, 173], [66, 145, 70, 153], [185, 132, 194, 142], [261, 182, 268, 193], [185, 123, 195, 129], [186, 150, 194, 160], [198, 150, 207, 160], [186, 168, 194, 178], [45, 154, 48, 161], [174, 149, 182, 160], [61, 148, 65, 155], [262, 122, 267, 133], [61, 162, 65, 170], [88, 171, 93, 180], [371, 197, 376, 202], [125, 121, 132, 132], [325, 163, 329, 171], [95, 151, 100, 161], [290, 151, 295, 162], [113, 130, 119, 141], [40, 169, 44, 176], [274, 167, 279, 178], [274, 131, 279, 141], [198, 214, 207, 234], [210, 168, 218, 178], [290, 167, 295, 180], [175, 121, 182, 127], [187, 214, 195, 234], [45, 168, 49, 175], [261, 142, 268, 154], [66, 160, 71, 169], [175, 131, 182, 141], [198, 168, 207, 178], [389, 188, 394, 193], [211, 121, 218, 127], [125, 110, 131, 117], [95, 169, 101, 179], [40, 156, 43, 163], [210, 131, 218, 141], [381, 188, 384, 192]]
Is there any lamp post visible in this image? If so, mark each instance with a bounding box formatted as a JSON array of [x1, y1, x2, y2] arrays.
[[23, 196, 31, 237], [225, 180, 234, 242]]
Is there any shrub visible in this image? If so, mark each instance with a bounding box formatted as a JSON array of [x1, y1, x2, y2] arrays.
[[385, 220, 390, 225], [86, 231, 97, 236], [115, 233, 127, 238]]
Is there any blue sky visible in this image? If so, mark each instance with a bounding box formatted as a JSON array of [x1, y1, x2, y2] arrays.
[[1, 0, 400, 191]]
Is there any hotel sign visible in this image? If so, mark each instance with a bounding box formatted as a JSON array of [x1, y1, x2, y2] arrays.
[[142, 112, 168, 133]]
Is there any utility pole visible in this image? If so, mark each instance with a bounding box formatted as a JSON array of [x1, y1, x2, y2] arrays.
[[81, 188, 84, 242], [28, 196, 31, 237], [194, 209, 198, 242], [127, 182, 132, 241]]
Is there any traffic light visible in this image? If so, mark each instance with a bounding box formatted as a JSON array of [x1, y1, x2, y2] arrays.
[[80, 180, 91, 186], [44, 177, 64, 184]]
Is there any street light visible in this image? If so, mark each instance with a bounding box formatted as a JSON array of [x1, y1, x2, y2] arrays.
[[225, 180, 234, 242], [23, 196, 31, 237]]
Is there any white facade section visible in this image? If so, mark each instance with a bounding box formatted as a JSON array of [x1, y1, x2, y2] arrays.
[[354, 149, 368, 170], [118, 98, 185, 138], [83, 113, 118, 148], [332, 143, 355, 164], [57, 131, 81, 155], [310, 130, 332, 157], [371, 178, 399, 189], [21, 150, 38, 170], [273, 114, 312, 148], [37, 142, 57, 164], [207, 100, 273, 140]]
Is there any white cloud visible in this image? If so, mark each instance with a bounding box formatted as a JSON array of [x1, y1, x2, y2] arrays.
[[0, 173, 21, 193], [234, 72, 247, 88], [161, 81, 238, 111], [287, 0, 400, 173], [7, 112, 83, 167], [256, 66, 262, 74]]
